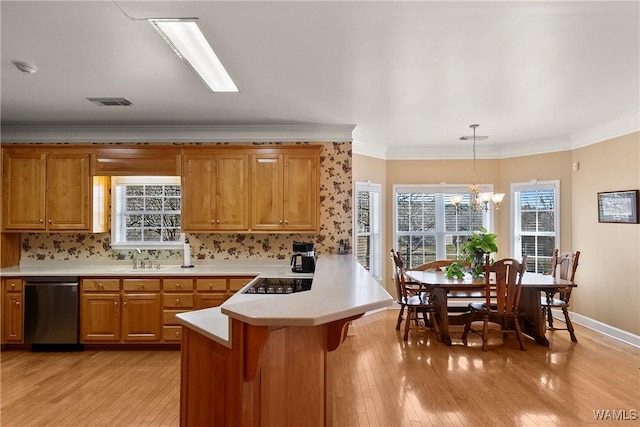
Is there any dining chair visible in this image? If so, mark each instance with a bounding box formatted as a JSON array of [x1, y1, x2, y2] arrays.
[[390, 250, 440, 341], [461, 255, 527, 351], [390, 249, 420, 330], [541, 249, 580, 342]]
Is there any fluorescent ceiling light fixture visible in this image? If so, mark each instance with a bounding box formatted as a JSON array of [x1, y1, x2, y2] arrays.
[[149, 19, 238, 92]]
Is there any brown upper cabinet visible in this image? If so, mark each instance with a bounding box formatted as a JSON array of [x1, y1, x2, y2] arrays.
[[182, 150, 250, 232], [2, 148, 108, 232], [251, 147, 320, 232], [91, 147, 181, 176]]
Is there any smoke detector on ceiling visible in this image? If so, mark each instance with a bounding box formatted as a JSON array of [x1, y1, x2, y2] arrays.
[[14, 61, 38, 74], [87, 97, 134, 106]]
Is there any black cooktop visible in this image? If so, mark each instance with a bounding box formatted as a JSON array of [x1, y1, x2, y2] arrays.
[[242, 278, 312, 295]]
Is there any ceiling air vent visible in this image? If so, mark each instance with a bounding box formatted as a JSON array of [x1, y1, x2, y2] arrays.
[[87, 97, 133, 106]]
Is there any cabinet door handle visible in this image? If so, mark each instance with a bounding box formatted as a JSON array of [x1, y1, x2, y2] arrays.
[[175, 298, 180, 304], [138, 284, 144, 289], [10, 283, 15, 289], [15, 301, 20, 306], [284, 220, 288, 224], [216, 219, 220, 223], [39, 219, 44, 223], [278, 219, 283, 224], [208, 283, 213, 289], [114, 301, 118, 306], [175, 283, 180, 289], [175, 331, 181, 338], [47, 219, 52, 224], [98, 283, 104, 289], [122, 301, 127, 306]]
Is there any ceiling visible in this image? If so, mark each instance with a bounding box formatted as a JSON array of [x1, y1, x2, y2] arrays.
[[1, 1, 639, 159]]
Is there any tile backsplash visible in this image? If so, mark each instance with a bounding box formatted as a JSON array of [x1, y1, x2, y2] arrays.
[[20, 141, 352, 262]]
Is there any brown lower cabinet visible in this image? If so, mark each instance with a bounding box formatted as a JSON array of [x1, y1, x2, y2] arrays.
[[2, 278, 24, 343], [79, 275, 255, 345]]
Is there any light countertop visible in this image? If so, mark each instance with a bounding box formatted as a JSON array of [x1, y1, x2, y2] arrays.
[[0, 255, 393, 349], [178, 254, 392, 347]]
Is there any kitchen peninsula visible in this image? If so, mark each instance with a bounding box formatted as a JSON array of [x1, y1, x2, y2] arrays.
[[176, 254, 392, 427]]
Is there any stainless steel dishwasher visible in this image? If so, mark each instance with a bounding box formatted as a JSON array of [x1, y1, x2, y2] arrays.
[[24, 276, 81, 349]]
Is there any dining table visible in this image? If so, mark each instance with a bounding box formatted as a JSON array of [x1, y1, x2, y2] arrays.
[[405, 270, 576, 347]]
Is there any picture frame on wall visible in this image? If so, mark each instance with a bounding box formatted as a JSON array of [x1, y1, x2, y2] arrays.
[[597, 190, 639, 224]]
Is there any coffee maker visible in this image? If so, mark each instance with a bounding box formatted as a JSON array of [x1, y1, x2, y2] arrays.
[[290, 242, 316, 273]]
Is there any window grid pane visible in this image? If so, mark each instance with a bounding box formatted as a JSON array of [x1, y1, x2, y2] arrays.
[[116, 183, 182, 245], [516, 188, 557, 273], [396, 189, 488, 269]]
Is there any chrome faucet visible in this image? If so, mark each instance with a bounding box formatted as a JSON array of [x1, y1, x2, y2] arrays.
[[133, 248, 142, 269]]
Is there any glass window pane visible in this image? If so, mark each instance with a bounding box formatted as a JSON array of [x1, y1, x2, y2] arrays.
[[126, 198, 143, 211]]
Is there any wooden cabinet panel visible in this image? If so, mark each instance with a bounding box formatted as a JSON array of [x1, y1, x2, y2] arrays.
[[4, 278, 24, 292], [2, 148, 107, 233], [163, 293, 194, 308], [163, 325, 182, 342], [46, 153, 90, 230], [82, 279, 120, 292], [195, 294, 227, 309], [163, 278, 194, 292], [196, 278, 227, 292], [2, 152, 46, 230], [182, 151, 249, 232], [250, 154, 283, 231], [229, 277, 253, 291], [250, 148, 320, 232], [122, 279, 161, 292], [283, 153, 319, 231], [163, 309, 190, 325], [3, 278, 24, 343], [122, 293, 161, 341], [4, 293, 23, 343], [81, 293, 120, 342], [182, 154, 216, 231], [216, 154, 249, 230]]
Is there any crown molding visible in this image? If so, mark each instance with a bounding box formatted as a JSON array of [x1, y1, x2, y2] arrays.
[[0, 124, 355, 144], [570, 114, 640, 149], [352, 139, 388, 159]]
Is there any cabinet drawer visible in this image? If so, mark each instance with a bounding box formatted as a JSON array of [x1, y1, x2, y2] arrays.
[[82, 279, 120, 292], [163, 326, 182, 342], [163, 293, 194, 309], [4, 279, 24, 292], [196, 278, 227, 292], [123, 279, 161, 292], [162, 278, 194, 292], [163, 309, 190, 325], [229, 277, 255, 291]]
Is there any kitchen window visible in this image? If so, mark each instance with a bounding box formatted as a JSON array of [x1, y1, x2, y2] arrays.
[[393, 184, 492, 268], [355, 182, 382, 281], [111, 176, 184, 249], [511, 180, 559, 273]]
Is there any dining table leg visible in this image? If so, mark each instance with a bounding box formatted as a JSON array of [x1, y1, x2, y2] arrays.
[[519, 287, 550, 346], [431, 288, 453, 345]]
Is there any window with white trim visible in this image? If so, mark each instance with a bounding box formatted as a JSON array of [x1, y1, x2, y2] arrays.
[[355, 182, 382, 281], [111, 176, 184, 249], [511, 180, 559, 273], [394, 185, 492, 269]]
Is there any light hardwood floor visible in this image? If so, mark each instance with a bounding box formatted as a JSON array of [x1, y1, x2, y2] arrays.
[[1, 310, 638, 426]]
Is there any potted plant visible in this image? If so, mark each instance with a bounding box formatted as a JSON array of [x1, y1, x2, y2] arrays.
[[460, 227, 498, 277]]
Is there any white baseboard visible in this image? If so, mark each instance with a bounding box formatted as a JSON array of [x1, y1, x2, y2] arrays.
[[553, 309, 640, 349], [384, 304, 640, 349]]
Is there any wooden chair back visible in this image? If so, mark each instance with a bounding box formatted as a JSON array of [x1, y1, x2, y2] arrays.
[[551, 249, 580, 282], [409, 259, 456, 272], [390, 249, 407, 301], [484, 254, 527, 314]]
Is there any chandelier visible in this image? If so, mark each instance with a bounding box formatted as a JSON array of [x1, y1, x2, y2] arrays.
[[450, 124, 505, 212]]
